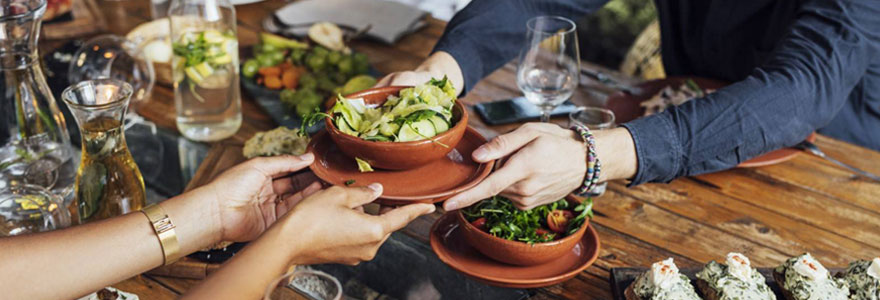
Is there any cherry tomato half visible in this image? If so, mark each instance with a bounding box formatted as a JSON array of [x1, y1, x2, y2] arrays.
[[547, 210, 574, 233], [471, 217, 487, 231]]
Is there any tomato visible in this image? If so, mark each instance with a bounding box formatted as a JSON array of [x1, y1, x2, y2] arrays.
[[547, 210, 574, 233], [471, 217, 487, 230]]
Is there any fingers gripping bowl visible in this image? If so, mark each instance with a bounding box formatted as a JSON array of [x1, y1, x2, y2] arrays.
[[324, 84, 468, 170], [458, 195, 593, 266]]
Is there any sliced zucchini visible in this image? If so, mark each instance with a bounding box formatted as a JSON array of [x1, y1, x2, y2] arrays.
[[428, 115, 449, 133], [397, 123, 421, 142]]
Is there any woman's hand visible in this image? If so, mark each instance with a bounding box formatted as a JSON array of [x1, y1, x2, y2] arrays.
[[444, 123, 588, 210], [376, 51, 465, 96], [198, 154, 322, 243], [280, 184, 436, 265]]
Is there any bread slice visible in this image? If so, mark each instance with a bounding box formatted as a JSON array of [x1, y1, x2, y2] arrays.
[[773, 269, 797, 300]]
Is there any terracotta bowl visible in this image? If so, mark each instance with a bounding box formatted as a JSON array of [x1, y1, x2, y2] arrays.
[[324, 86, 469, 170], [457, 195, 589, 266]]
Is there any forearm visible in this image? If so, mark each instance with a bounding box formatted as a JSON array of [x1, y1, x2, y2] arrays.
[[0, 188, 220, 299], [184, 217, 300, 300], [594, 127, 637, 182]]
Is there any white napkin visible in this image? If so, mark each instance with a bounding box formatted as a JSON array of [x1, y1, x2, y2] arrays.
[[273, 0, 427, 44]]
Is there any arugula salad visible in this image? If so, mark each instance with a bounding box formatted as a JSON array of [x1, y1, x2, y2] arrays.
[[462, 196, 593, 244], [329, 77, 457, 142]]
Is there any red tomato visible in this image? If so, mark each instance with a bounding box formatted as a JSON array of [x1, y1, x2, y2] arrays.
[[471, 217, 487, 230], [547, 210, 574, 233]]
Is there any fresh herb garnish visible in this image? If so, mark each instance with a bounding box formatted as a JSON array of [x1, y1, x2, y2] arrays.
[[344, 179, 356, 186], [299, 108, 331, 137]]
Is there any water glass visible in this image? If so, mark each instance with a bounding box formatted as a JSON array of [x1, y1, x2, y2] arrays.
[[264, 269, 343, 300], [516, 16, 580, 122], [0, 184, 70, 236], [569, 106, 615, 196]]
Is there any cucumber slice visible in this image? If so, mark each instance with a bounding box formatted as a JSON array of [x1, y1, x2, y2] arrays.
[[397, 120, 436, 142], [194, 62, 214, 77], [184, 66, 205, 84], [363, 135, 391, 142], [428, 115, 449, 133], [378, 122, 400, 136], [411, 120, 436, 138], [397, 124, 420, 142], [202, 30, 225, 43]]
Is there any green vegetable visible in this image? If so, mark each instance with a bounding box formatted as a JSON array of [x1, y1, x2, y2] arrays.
[[341, 75, 377, 95], [327, 51, 342, 64], [462, 196, 593, 244], [306, 53, 327, 71], [345, 179, 356, 186], [355, 157, 374, 173], [329, 77, 457, 143], [242, 59, 259, 78]]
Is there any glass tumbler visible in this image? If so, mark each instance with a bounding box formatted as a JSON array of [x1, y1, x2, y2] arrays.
[[569, 106, 615, 197], [0, 184, 70, 236]]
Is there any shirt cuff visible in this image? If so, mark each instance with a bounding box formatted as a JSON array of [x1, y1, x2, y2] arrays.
[[433, 33, 482, 95], [621, 113, 684, 186]]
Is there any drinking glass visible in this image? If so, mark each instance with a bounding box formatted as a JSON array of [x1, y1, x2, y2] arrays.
[[62, 79, 145, 224], [264, 269, 343, 300], [169, 0, 242, 142], [0, 184, 70, 236], [516, 16, 580, 122], [569, 106, 615, 197]]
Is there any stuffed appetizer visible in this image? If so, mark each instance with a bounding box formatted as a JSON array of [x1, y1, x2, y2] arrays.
[[695, 252, 776, 300], [841, 257, 880, 300], [774, 253, 849, 300], [626, 258, 701, 300]]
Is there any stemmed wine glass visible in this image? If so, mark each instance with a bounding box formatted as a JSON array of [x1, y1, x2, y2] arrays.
[[516, 16, 580, 122]]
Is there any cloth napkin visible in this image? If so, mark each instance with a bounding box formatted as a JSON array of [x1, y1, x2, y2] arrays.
[[273, 0, 427, 44]]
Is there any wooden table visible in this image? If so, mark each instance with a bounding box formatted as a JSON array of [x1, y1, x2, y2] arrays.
[[64, 1, 880, 299]]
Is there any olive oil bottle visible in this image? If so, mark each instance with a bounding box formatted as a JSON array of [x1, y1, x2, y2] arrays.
[[61, 80, 145, 224]]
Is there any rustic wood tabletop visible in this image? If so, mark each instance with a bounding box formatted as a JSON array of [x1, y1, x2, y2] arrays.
[[45, 0, 880, 299]]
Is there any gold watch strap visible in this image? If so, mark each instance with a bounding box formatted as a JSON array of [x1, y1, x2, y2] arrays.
[[142, 204, 181, 265]]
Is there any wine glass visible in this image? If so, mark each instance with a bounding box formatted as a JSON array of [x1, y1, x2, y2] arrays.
[[516, 16, 580, 122]]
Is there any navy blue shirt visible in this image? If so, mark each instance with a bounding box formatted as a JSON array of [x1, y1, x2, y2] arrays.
[[434, 0, 880, 185]]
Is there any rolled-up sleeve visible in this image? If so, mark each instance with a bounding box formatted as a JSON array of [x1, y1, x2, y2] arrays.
[[433, 0, 609, 94], [623, 0, 880, 185]]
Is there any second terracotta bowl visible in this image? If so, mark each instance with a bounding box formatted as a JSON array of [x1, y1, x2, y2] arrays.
[[325, 86, 469, 170], [457, 195, 589, 266]]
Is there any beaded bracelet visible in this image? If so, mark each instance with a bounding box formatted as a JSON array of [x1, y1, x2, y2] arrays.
[[571, 124, 601, 195]]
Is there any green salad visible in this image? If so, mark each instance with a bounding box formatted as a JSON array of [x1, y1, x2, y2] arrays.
[[462, 196, 593, 244], [328, 77, 457, 142]]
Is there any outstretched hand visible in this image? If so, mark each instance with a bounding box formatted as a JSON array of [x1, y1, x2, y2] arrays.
[[444, 123, 587, 211], [200, 154, 322, 243]]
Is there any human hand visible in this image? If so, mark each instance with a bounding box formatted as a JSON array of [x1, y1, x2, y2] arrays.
[[199, 154, 322, 243], [375, 51, 464, 96], [444, 123, 587, 211], [281, 184, 436, 265]]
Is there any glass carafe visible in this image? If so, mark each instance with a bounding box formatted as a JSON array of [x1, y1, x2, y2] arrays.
[[0, 0, 77, 201], [169, 0, 242, 142], [61, 79, 145, 224]]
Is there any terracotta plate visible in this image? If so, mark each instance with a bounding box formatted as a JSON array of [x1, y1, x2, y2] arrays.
[[604, 76, 813, 168], [308, 127, 495, 205], [430, 212, 601, 289]]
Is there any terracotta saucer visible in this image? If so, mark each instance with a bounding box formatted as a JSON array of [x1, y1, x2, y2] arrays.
[[308, 127, 495, 206], [429, 212, 601, 289], [604, 76, 813, 168]]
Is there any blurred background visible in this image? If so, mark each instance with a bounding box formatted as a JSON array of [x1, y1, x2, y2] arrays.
[[389, 0, 662, 79]]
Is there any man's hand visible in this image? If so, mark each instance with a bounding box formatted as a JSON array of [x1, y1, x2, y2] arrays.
[[444, 123, 587, 210], [375, 51, 465, 96]]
